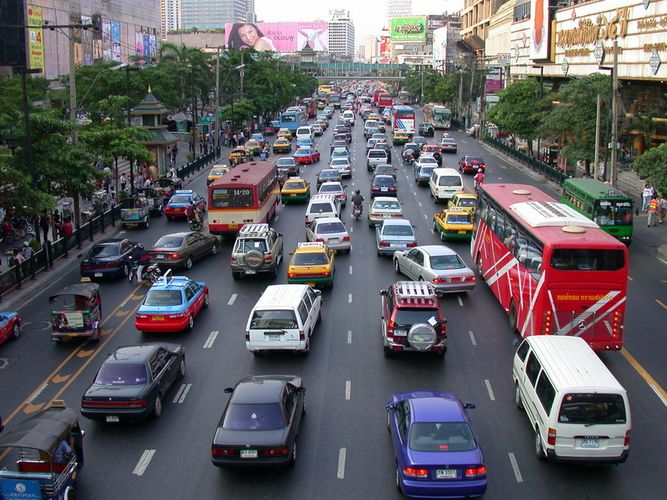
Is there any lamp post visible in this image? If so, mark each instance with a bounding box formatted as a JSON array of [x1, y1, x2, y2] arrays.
[[215, 63, 245, 157], [599, 40, 620, 187], [532, 64, 544, 159]]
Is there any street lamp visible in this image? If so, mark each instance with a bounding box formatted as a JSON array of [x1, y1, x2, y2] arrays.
[[215, 63, 245, 155], [77, 63, 128, 114]]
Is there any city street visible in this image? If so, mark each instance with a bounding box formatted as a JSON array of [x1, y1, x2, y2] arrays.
[[1, 106, 666, 500]]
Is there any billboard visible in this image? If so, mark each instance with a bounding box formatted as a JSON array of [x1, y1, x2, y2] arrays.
[[530, 0, 549, 60], [225, 22, 329, 52], [390, 17, 427, 43], [432, 26, 448, 64], [27, 5, 44, 72]]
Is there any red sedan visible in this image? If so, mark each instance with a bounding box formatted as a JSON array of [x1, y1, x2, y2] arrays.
[[458, 155, 486, 174], [0, 311, 22, 345], [294, 146, 321, 164]]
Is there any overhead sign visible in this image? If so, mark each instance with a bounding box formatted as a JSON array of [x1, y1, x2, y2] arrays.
[[530, 0, 550, 60], [225, 22, 329, 52], [27, 5, 44, 72], [390, 17, 427, 43]]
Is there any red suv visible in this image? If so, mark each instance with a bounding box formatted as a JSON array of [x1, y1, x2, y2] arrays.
[[380, 281, 447, 359], [458, 155, 486, 174]]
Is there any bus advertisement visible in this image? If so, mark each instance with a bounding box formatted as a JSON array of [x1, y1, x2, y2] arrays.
[[208, 162, 280, 235], [432, 106, 452, 129], [277, 109, 307, 133], [471, 183, 628, 351], [391, 106, 416, 135], [560, 178, 633, 244]]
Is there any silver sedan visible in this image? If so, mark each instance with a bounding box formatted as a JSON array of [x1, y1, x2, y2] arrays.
[[376, 219, 417, 256], [306, 217, 351, 252], [393, 245, 476, 294]]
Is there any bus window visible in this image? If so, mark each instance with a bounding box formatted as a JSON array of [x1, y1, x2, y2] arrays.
[[550, 249, 625, 271], [516, 237, 543, 279], [594, 200, 632, 226]]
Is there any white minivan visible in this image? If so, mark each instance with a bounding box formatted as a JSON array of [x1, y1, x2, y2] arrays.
[[513, 336, 631, 464], [295, 126, 314, 141], [341, 110, 355, 125], [245, 284, 322, 354], [429, 167, 464, 202]]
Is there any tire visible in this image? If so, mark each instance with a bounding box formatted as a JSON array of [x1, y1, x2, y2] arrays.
[[11, 322, 21, 340], [302, 340, 310, 355], [509, 300, 518, 333], [434, 349, 446, 360], [288, 441, 297, 467], [178, 357, 186, 380], [515, 383, 524, 409], [187, 315, 194, 331], [395, 467, 402, 492], [153, 394, 162, 419], [383, 346, 393, 358], [144, 219, 150, 229], [232, 271, 241, 281], [93, 327, 102, 342], [210, 243, 219, 256], [535, 428, 545, 460], [394, 258, 401, 274], [184, 257, 193, 270], [476, 253, 485, 282], [203, 292, 209, 308]]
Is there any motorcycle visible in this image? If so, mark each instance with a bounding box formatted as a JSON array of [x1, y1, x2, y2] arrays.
[[128, 256, 163, 284], [189, 219, 203, 232], [402, 151, 415, 166], [352, 204, 363, 220]]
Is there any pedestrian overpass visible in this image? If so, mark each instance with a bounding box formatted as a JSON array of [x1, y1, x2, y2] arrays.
[[301, 62, 410, 81]]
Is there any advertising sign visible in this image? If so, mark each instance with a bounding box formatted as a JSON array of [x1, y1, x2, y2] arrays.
[[27, 5, 44, 71], [530, 0, 549, 60], [224, 22, 329, 52], [485, 67, 503, 94], [111, 21, 121, 62], [390, 17, 427, 43], [432, 27, 448, 63], [0, 478, 42, 499], [103, 20, 112, 61]]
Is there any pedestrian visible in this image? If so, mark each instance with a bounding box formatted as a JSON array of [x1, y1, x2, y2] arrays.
[[22, 241, 33, 260], [62, 217, 74, 238], [12, 248, 25, 265], [120, 173, 127, 192], [659, 195, 667, 224], [172, 144, 178, 164], [642, 181, 654, 212], [143, 177, 153, 189], [231, 135, 237, 148], [647, 195, 659, 227], [39, 209, 50, 242], [168, 165, 176, 178]]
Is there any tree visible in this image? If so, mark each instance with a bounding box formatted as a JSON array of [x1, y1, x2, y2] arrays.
[[628, 111, 657, 154], [631, 143, 667, 196]]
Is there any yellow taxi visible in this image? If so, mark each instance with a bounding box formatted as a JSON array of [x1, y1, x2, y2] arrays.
[[367, 113, 381, 122], [277, 128, 292, 140], [281, 177, 310, 203], [316, 119, 328, 130], [206, 165, 229, 186], [447, 193, 477, 214], [287, 242, 335, 288], [393, 131, 411, 146], [228, 146, 251, 164], [433, 209, 474, 241], [245, 139, 261, 156], [272, 138, 292, 154]]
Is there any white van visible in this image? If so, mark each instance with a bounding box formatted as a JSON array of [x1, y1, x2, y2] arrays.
[[245, 284, 322, 354], [513, 336, 631, 464], [296, 126, 314, 141], [341, 110, 355, 125], [304, 194, 341, 224], [429, 167, 464, 202]]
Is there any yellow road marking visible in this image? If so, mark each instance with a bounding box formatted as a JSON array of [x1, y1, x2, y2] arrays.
[[656, 299, 667, 311], [23, 403, 45, 414], [51, 374, 71, 384], [76, 348, 95, 359], [621, 347, 667, 406]]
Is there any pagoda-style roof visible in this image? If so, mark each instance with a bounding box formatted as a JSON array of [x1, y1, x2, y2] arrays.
[[137, 128, 178, 145], [131, 86, 169, 116]]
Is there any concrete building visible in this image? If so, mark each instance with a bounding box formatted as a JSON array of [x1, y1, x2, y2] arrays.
[[358, 35, 379, 63], [0, 0, 161, 79], [328, 10, 355, 59], [386, 0, 412, 24], [160, 0, 181, 38], [180, 0, 249, 30]]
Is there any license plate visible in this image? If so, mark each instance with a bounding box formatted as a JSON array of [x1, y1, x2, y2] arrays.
[[240, 449, 258, 459], [381, 187, 388, 192], [105, 416, 119, 423], [394, 329, 407, 337], [245, 269, 256, 275], [436, 469, 457, 479], [329, 238, 339, 244], [266, 335, 281, 341], [156, 254, 165, 260], [94, 273, 103, 277], [228, 224, 239, 229], [152, 316, 164, 321], [581, 438, 599, 448], [290, 194, 297, 197], [458, 230, 467, 234]]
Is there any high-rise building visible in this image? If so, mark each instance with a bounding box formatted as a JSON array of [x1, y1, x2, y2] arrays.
[[386, 0, 412, 22], [181, 0, 249, 30], [328, 10, 355, 58], [161, 0, 181, 38], [246, 0, 256, 22]]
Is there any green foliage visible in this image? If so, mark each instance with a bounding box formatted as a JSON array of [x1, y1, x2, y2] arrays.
[[487, 79, 543, 142], [631, 143, 667, 196]]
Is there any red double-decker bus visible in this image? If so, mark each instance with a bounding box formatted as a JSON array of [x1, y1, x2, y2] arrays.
[[471, 184, 628, 351], [208, 161, 280, 235]]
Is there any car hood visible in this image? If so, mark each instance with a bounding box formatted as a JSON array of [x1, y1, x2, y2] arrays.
[[407, 447, 484, 467], [213, 427, 289, 447], [84, 384, 145, 399]]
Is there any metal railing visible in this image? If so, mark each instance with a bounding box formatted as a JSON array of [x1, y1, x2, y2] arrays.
[[176, 150, 216, 180], [483, 136, 570, 185]]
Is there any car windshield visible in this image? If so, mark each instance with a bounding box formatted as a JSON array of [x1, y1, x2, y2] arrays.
[[317, 222, 346, 234], [223, 403, 285, 431], [420, 167, 435, 176], [155, 236, 183, 249], [235, 238, 267, 253], [320, 185, 341, 194], [276, 159, 295, 167], [293, 253, 328, 265], [170, 195, 191, 205], [383, 225, 413, 236], [211, 169, 226, 176], [446, 214, 471, 224], [409, 422, 477, 452], [394, 308, 438, 325], [144, 289, 182, 306], [374, 177, 395, 187], [467, 156, 484, 163], [458, 198, 476, 207], [550, 249, 625, 271], [250, 309, 298, 329], [89, 244, 120, 258], [420, 157, 438, 165], [95, 363, 148, 385], [430, 254, 466, 270], [442, 139, 456, 145], [332, 150, 348, 157], [376, 167, 394, 174], [439, 176, 462, 187], [558, 393, 627, 424], [331, 159, 348, 167], [374, 200, 400, 210], [284, 181, 305, 190]]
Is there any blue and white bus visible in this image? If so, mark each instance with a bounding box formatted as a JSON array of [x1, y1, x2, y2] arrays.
[[278, 109, 307, 134]]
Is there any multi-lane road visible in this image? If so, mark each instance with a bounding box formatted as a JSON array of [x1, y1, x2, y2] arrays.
[[1, 105, 666, 500]]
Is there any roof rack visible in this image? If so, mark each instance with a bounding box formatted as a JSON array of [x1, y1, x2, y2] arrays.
[[238, 223, 271, 236]]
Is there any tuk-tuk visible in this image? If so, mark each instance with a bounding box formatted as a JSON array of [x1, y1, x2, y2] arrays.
[[0, 401, 84, 500], [120, 196, 150, 229], [228, 147, 251, 165], [91, 190, 112, 215], [142, 187, 165, 216], [153, 176, 183, 200], [49, 282, 102, 343]]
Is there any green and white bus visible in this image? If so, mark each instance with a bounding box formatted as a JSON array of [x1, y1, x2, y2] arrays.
[[560, 178, 633, 244]]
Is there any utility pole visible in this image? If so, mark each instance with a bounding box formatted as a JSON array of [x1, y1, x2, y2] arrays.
[[214, 47, 221, 157], [468, 57, 476, 130], [610, 41, 619, 188], [420, 63, 424, 104], [239, 49, 245, 98], [68, 22, 81, 226], [458, 68, 464, 128], [594, 93, 602, 180]]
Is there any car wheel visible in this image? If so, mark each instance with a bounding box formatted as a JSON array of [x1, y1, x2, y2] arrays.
[[94, 327, 102, 342], [434, 349, 446, 360], [232, 271, 241, 281], [203, 292, 209, 308], [178, 357, 186, 379], [515, 383, 523, 409], [11, 322, 21, 340], [535, 428, 545, 460], [394, 259, 401, 274], [302, 398, 306, 417], [153, 394, 162, 419], [302, 340, 310, 355], [383, 346, 393, 358], [288, 441, 297, 467], [509, 300, 518, 333], [395, 466, 402, 492], [476, 253, 485, 281], [145, 219, 150, 229], [210, 243, 219, 256], [187, 315, 194, 331], [184, 257, 193, 270]]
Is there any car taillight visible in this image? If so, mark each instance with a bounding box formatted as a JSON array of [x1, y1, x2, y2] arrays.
[[624, 429, 631, 446], [543, 310, 552, 334], [316, 238, 325, 243], [406, 242, 417, 247], [168, 313, 185, 319], [379, 241, 390, 247], [245, 331, 249, 341], [264, 254, 273, 263], [612, 310, 621, 338], [370, 213, 379, 217], [260, 447, 290, 457], [547, 427, 557, 446], [136, 314, 148, 320], [403, 466, 428, 478], [211, 446, 237, 457], [299, 330, 305, 341], [288, 272, 296, 278], [432, 278, 446, 284], [231, 256, 237, 263], [465, 276, 477, 282], [387, 319, 395, 335], [169, 253, 181, 260], [343, 236, 350, 242], [304, 216, 309, 222], [465, 466, 487, 478]]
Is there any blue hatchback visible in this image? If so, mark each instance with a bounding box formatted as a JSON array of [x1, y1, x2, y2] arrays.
[[386, 391, 487, 498]]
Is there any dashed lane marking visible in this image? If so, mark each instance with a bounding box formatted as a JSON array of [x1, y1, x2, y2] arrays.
[[457, 295, 464, 307], [337, 448, 347, 479], [345, 380, 351, 400], [203, 330, 219, 349], [484, 379, 496, 401], [508, 452, 523, 483], [173, 383, 192, 404], [468, 331, 477, 346], [227, 294, 237, 305], [349, 266, 352, 275], [348, 293, 352, 303], [132, 449, 156, 476], [347, 330, 352, 344]]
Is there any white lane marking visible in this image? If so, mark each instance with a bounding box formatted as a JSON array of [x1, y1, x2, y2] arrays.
[[227, 294, 237, 305], [484, 379, 496, 401], [413, 191, 417, 196], [345, 380, 351, 400], [457, 295, 464, 307], [349, 265, 353, 275], [203, 330, 219, 349], [347, 330, 352, 344], [274, 215, 279, 221], [649, 384, 667, 407], [508, 452, 523, 483], [468, 330, 477, 346], [337, 448, 347, 479], [118, 230, 126, 235], [173, 383, 192, 404], [424, 213, 428, 219], [348, 293, 352, 303], [349, 226, 354, 233], [120, 294, 133, 308], [418, 201, 422, 207], [132, 449, 156, 476], [27, 383, 48, 403]]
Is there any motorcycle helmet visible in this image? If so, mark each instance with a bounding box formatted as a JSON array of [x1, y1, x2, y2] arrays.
[[355, 189, 360, 195]]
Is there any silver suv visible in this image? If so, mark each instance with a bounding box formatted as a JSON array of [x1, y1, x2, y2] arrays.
[[230, 224, 284, 280]]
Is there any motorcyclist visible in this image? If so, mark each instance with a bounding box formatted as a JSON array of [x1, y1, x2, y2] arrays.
[[351, 190, 364, 214], [474, 168, 485, 189]]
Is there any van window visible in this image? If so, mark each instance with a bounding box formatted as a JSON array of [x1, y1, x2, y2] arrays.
[[309, 202, 334, 213], [535, 372, 556, 413], [250, 310, 298, 329], [297, 301, 309, 324], [558, 393, 627, 424], [525, 352, 541, 386], [516, 340, 530, 361], [438, 175, 462, 187], [302, 291, 313, 309]]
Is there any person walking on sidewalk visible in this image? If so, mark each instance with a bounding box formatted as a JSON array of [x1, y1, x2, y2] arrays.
[[642, 182, 655, 212], [172, 144, 178, 164], [659, 195, 667, 224], [39, 209, 50, 242], [647, 195, 659, 227], [120, 174, 127, 192]]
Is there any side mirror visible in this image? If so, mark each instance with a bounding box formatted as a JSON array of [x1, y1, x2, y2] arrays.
[[224, 387, 234, 394], [385, 403, 396, 411], [464, 402, 476, 410], [379, 289, 388, 296]]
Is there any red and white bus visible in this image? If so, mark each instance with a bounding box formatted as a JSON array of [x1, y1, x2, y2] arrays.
[[391, 105, 416, 135], [471, 184, 628, 351], [208, 161, 280, 235], [377, 93, 393, 112]]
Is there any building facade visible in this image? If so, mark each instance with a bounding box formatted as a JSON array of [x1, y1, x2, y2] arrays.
[[180, 0, 249, 30], [160, 0, 181, 38], [328, 10, 355, 59], [461, 0, 508, 45], [386, 0, 412, 24]]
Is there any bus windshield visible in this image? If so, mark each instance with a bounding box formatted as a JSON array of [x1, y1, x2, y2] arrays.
[[594, 200, 633, 226], [211, 188, 254, 208]]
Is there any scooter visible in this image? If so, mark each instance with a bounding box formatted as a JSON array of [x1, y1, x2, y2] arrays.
[[352, 204, 363, 220], [189, 219, 203, 232], [128, 256, 163, 284]]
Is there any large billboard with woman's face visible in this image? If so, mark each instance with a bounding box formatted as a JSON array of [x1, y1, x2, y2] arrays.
[[225, 22, 329, 52]]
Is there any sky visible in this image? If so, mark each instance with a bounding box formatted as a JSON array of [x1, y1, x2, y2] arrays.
[[254, 0, 464, 43]]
